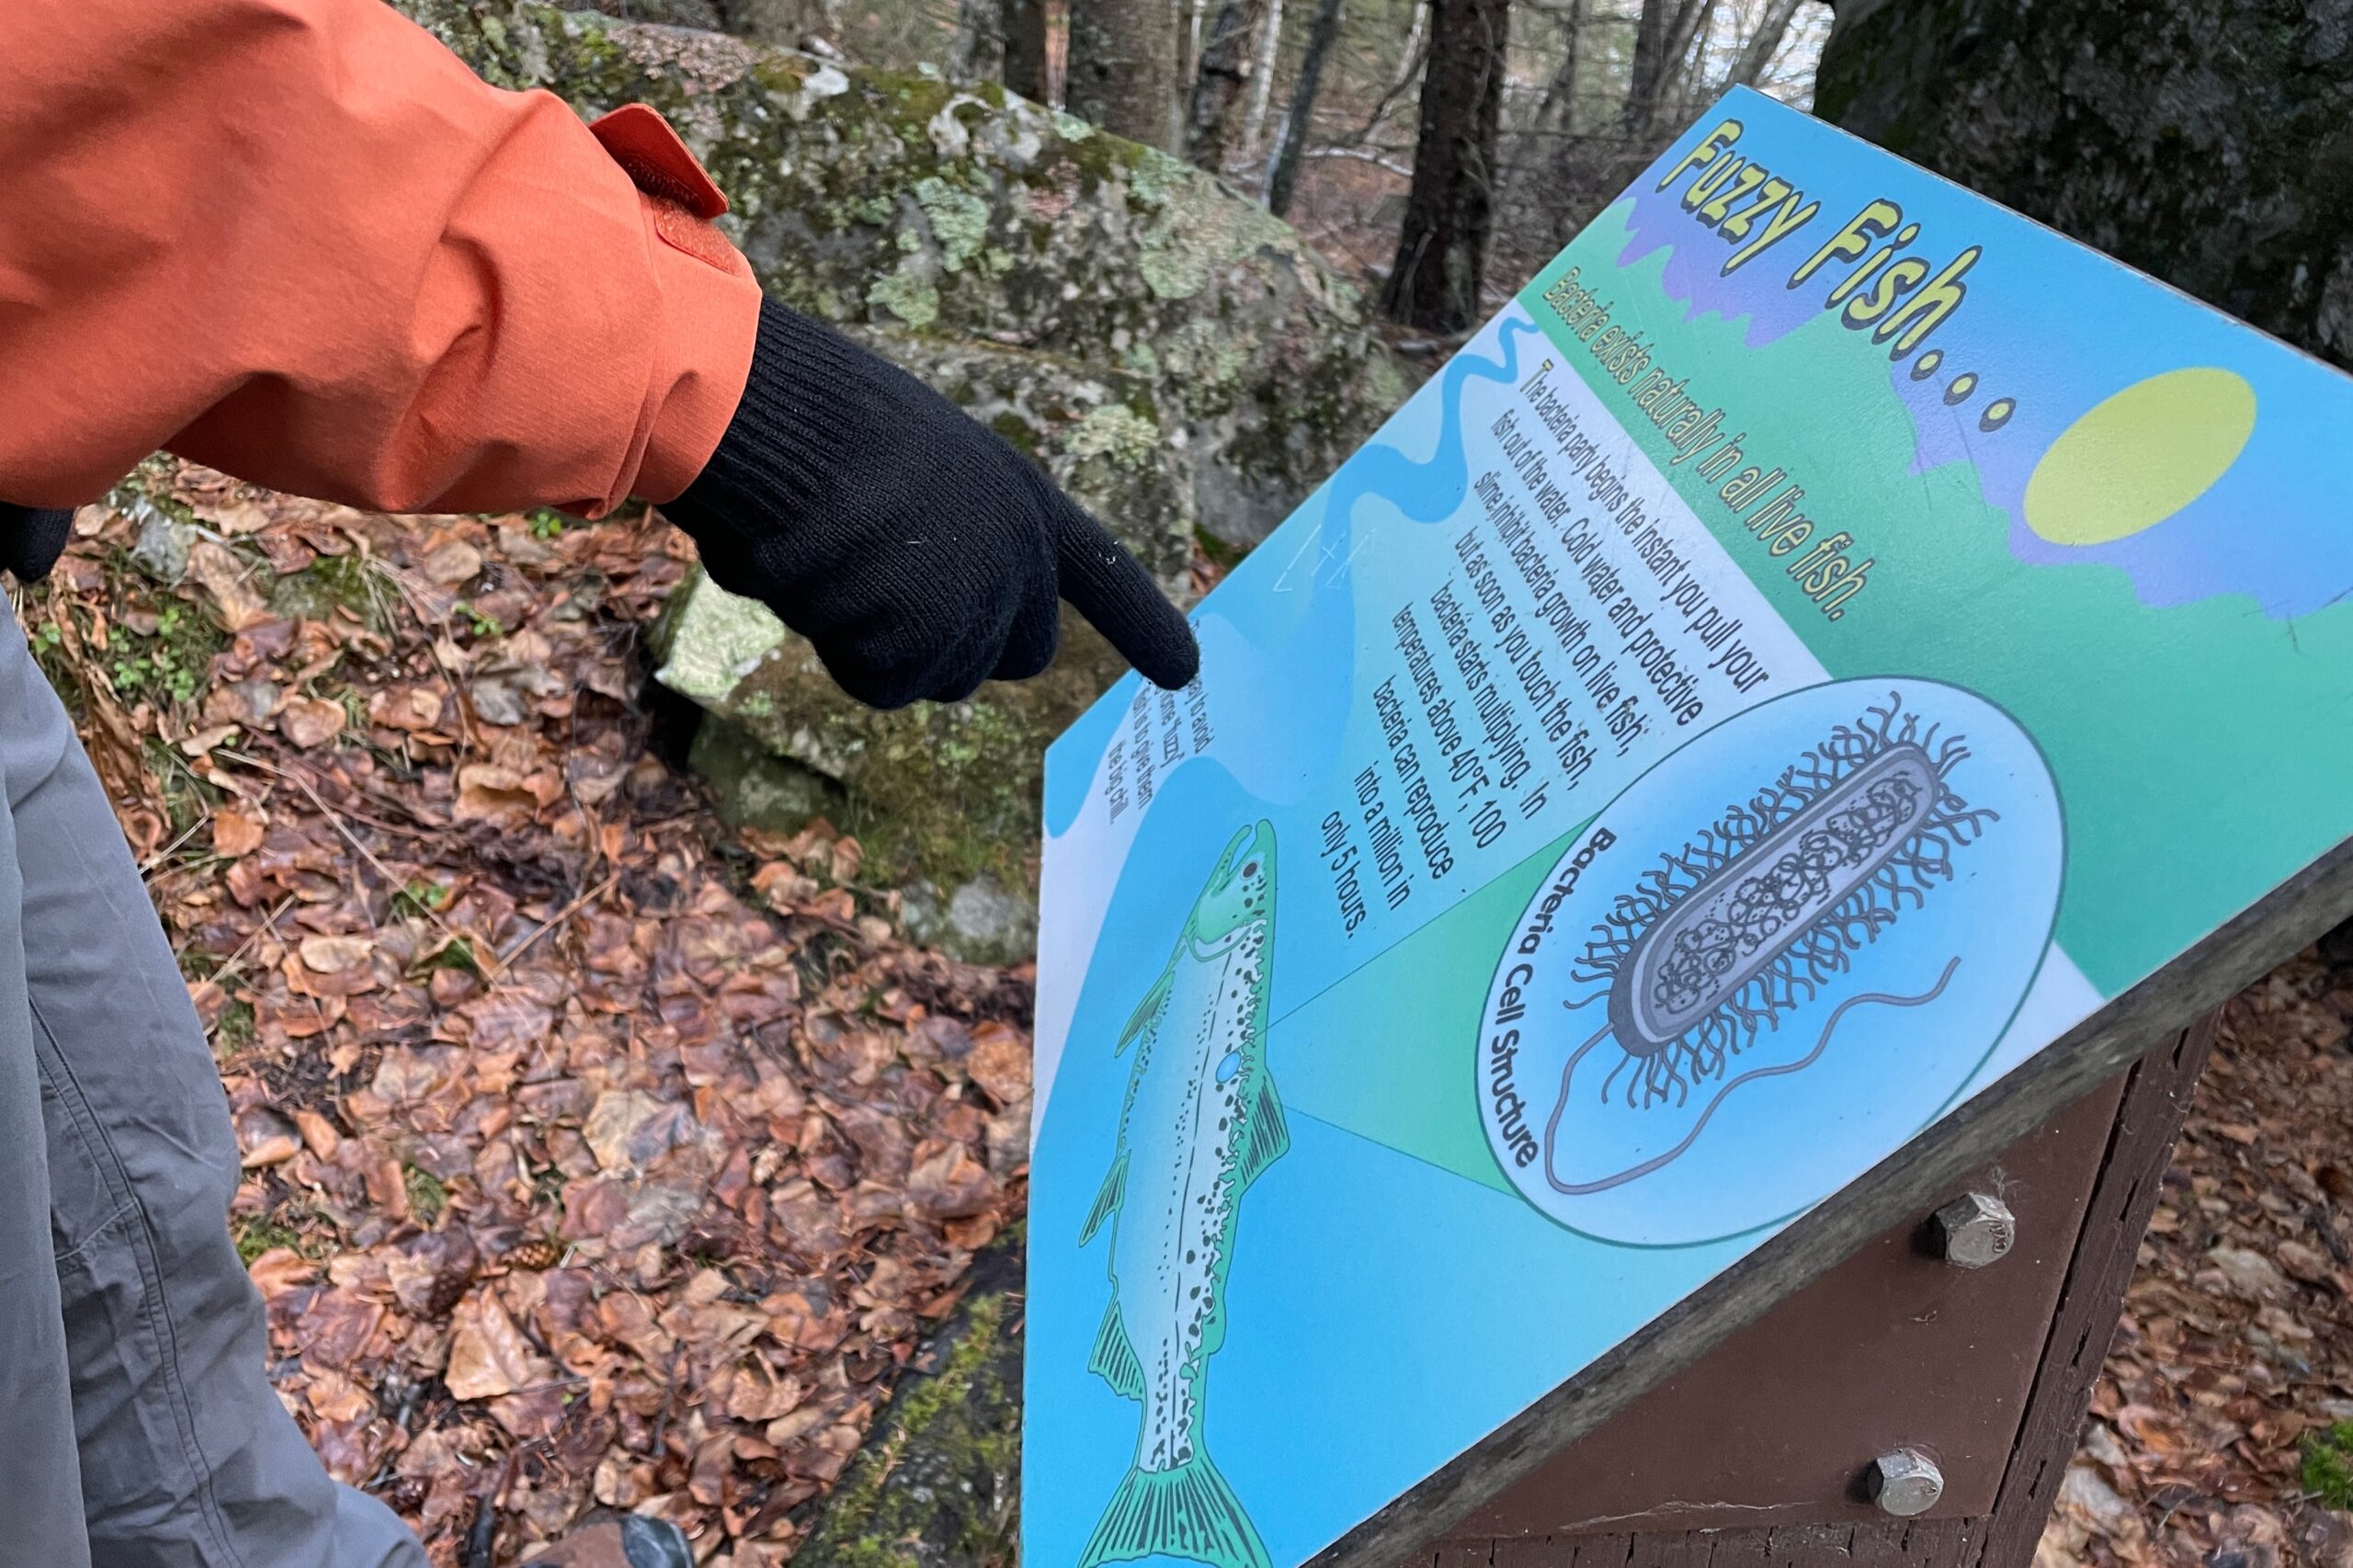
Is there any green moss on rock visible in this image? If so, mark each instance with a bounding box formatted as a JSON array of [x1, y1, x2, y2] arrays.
[[796, 1233, 1024, 1568]]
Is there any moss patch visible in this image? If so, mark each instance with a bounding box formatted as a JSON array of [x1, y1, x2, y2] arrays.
[[2306, 1422, 2353, 1508], [797, 1233, 1023, 1568]]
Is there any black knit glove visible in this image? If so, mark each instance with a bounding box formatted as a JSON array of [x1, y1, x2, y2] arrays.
[[660, 301, 1199, 710], [0, 503, 74, 583]]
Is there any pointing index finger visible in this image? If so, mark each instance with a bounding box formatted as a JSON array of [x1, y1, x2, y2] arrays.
[[1053, 503, 1200, 691]]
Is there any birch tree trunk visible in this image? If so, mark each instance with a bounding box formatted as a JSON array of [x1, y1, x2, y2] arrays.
[[1241, 0, 1285, 155]]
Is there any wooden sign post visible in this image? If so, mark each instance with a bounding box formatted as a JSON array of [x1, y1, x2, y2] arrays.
[[1423, 1013, 2217, 1568], [1028, 86, 2353, 1568]]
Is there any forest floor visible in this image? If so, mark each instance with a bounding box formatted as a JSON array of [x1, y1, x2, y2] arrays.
[[28, 462, 1034, 1566], [19, 462, 2353, 1568], [2039, 949, 2353, 1568]]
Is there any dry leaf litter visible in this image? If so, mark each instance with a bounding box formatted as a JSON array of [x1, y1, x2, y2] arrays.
[[23, 460, 1029, 1566]]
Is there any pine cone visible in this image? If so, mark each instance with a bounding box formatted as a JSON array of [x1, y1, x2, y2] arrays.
[[506, 1235, 562, 1270]]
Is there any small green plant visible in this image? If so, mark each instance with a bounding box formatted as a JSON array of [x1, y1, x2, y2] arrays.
[[211, 998, 256, 1057], [415, 933, 483, 977], [2303, 1421, 2353, 1506], [233, 1215, 305, 1265], [529, 507, 568, 540], [109, 604, 211, 705], [454, 601, 504, 639], [404, 1165, 449, 1225], [394, 879, 453, 917]]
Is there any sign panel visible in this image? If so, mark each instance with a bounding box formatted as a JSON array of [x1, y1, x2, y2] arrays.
[[1027, 86, 2353, 1568]]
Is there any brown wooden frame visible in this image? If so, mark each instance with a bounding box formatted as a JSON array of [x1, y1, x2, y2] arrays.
[[1332, 847, 2290, 1568], [1401, 1012, 2217, 1568]]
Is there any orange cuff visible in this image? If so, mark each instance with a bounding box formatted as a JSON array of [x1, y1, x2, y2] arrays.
[[592, 104, 763, 508]]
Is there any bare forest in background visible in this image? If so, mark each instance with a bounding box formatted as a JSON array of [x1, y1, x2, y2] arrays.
[[600, 0, 1827, 337]]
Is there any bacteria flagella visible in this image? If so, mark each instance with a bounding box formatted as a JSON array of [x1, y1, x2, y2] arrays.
[[1547, 689, 1995, 1196]]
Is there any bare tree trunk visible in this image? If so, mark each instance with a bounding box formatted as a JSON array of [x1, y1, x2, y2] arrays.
[[1722, 0, 1805, 88], [1186, 0, 1269, 170], [950, 0, 1001, 78], [1620, 0, 1707, 136], [1066, 0, 1184, 148], [1348, 4, 1427, 147], [1621, 0, 1669, 129], [1002, 0, 1050, 100], [1241, 0, 1285, 154], [1381, 0, 1509, 332], [1529, 0, 1583, 137], [1265, 0, 1342, 213], [1502, 0, 1579, 241]]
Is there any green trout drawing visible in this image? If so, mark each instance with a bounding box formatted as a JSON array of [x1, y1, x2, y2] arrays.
[[1077, 820, 1288, 1568]]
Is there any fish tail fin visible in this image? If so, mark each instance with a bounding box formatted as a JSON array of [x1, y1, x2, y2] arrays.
[[1078, 1449, 1271, 1568]]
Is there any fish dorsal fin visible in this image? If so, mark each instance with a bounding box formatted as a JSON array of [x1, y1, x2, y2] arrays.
[[1117, 969, 1174, 1056], [1087, 1299, 1146, 1402], [1234, 1068, 1290, 1189], [1080, 1153, 1128, 1245]]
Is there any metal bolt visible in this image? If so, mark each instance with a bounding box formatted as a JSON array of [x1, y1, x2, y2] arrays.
[[1929, 1191, 2016, 1268], [1866, 1448, 1946, 1517]]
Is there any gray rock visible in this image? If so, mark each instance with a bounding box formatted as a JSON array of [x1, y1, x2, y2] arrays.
[[901, 876, 1039, 967], [128, 502, 192, 585]]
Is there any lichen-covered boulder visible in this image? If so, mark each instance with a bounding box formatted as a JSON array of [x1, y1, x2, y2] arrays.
[[396, 0, 1407, 548], [392, 0, 1410, 955]]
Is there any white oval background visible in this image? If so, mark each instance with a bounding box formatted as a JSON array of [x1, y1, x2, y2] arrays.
[[1478, 676, 2063, 1245]]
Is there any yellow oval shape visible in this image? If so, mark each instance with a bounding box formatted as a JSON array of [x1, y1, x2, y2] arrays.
[[2023, 368, 2256, 546]]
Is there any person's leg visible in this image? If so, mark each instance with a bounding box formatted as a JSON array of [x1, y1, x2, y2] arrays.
[[0, 609, 426, 1568], [0, 644, 95, 1566]]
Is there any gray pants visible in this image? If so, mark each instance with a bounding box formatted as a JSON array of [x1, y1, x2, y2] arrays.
[[0, 612, 426, 1568]]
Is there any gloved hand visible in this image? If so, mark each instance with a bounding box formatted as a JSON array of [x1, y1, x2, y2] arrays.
[[659, 300, 1199, 710]]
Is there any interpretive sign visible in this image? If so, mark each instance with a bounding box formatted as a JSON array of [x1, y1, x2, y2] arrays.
[[1028, 86, 2353, 1568]]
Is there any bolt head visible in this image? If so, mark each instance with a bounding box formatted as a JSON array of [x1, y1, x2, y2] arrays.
[[1867, 1448, 1946, 1517], [1930, 1191, 2016, 1268]]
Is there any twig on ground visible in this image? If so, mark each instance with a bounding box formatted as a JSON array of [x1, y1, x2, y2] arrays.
[[488, 871, 619, 978], [221, 747, 478, 961]]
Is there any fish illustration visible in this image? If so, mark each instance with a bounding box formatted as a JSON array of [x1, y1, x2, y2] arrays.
[[1078, 821, 1288, 1568]]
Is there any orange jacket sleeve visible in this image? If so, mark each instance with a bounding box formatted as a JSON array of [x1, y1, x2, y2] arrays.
[[0, 0, 763, 516]]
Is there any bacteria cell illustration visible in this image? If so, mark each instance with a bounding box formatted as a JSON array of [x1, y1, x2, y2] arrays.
[[1479, 678, 2064, 1244]]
